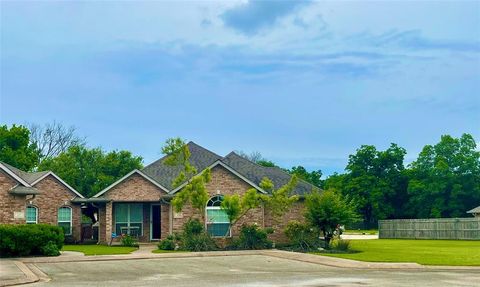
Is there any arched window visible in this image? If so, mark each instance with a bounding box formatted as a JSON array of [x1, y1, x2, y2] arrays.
[[26, 206, 38, 224], [58, 206, 72, 235], [206, 195, 230, 237]]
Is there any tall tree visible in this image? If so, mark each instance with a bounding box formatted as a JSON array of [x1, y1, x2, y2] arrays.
[[236, 150, 278, 167], [288, 166, 323, 188], [0, 124, 39, 171], [326, 144, 408, 228], [38, 145, 143, 197], [407, 134, 480, 218], [28, 121, 86, 164]]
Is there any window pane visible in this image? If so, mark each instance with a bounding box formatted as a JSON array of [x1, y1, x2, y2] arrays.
[[59, 222, 72, 235], [207, 223, 230, 237], [129, 204, 143, 222], [26, 206, 37, 223], [115, 204, 128, 223], [58, 207, 71, 221], [207, 209, 229, 223]]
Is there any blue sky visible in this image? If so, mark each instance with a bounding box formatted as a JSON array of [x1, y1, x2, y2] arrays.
[[1, 1, 479, 176]]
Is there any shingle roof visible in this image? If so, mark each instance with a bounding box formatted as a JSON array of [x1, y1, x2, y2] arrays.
[[1, 162, 49, 185], [141, 143, 316, 195], [467, 206, 480, 214], [142, 142, 222, 190], [221, 152, 315, 195]]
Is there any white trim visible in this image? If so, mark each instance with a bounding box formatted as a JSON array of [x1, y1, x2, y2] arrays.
[[0, 163, 31, 187], [150, 204, 161, 240], [58, 206, 73, 235], [93, 169, 169, 198], [31, 172, 84, 198], [26, 205, 38, 224], [169, 160, 266, 194], [205, 196, 231, 238]]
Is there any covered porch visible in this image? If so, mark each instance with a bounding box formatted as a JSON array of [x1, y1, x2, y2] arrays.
[[98, 200, 171, 243]]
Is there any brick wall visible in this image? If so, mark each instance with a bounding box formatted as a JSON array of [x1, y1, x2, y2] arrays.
[[172, 165, 264, 237], [265, 200, 306, 243], [0, 171, 82, 242], [0, 171, 26, 224], [99, 173, 168, 243]]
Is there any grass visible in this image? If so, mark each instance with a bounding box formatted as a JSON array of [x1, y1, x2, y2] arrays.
[[62, 245, 138, 256], [314, 239, 480, 266], [152, 249, 189, 254], [344, 229, 378, 235]]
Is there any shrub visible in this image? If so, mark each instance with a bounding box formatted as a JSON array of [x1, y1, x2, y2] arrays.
[[233, 224, 273, 250], [120, 234, 138, 247], [41, 241, 61, 256], [158, 235, 176, 251], [0, 224, 64, 257], [180, 219, 217, 251], [331, 239, 351, 252], [284, 220, 322, 251]]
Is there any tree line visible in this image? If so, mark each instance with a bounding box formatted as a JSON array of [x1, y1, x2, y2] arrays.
[[1, 123, 478, 227]]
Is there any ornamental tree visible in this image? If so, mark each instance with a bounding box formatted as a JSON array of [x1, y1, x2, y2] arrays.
[[163, 138, 211, 221], [304, 189, 358, 248]]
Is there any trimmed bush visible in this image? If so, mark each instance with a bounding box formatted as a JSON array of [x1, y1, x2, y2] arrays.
[[284, 220, 322, 251], [158, 235, 176, 250], [180, 219, 217, 251], [0, 224, 64, 257], [232, 224, 273, 250]]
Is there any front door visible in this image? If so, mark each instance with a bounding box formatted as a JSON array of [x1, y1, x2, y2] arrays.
[[151, 205, 161, 240]]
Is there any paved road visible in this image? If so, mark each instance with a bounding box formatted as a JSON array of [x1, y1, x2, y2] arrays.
[[29, 255, 479, 287]]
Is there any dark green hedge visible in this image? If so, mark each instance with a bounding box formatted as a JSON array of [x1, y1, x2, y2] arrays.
[[0, 224, 64, 257]]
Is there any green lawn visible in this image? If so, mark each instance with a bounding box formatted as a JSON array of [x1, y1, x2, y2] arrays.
[[152, 249, 189, 254], [62, 245, 138, 256], [315, 239, 480, 266], [344, 229, 378, 235]]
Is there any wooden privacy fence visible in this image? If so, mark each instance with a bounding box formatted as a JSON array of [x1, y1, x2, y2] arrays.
[[379, 218, 480, 240]]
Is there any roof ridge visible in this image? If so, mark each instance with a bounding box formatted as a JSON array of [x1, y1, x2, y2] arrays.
[[223, 153, 318, 190]]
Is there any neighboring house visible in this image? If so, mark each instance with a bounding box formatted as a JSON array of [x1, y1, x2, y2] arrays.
[[467, 206, 480, 217], [87, 142, 316, 243], [0, 162, 84, 241]]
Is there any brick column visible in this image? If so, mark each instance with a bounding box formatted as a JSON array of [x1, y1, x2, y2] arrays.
[[105, 202, 113, 243]]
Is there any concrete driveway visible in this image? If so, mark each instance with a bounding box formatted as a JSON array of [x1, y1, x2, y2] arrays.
[[29, 255, 479, 287]]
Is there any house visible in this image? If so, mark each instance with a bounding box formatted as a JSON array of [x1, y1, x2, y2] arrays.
[[85, 142, 316, 243], [0, 162, 84, 241], [467, 206, 480, 217]]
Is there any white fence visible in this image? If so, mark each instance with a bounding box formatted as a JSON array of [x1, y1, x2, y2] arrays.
[[378, 218, 480, 240]]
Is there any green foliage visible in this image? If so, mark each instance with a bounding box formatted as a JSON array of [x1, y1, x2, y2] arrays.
[[120, 234, 138, 247], [158, 235, 176, 250], [330, 239, 351, 252], [38, 145, 142, 197], [164, 138, 211, 219], [261, 175, 300, 219], [0, 124, 40, 171], [407, 134, 480, 218], [0, 224, 64, 257], [221, 188, 262, 236], [180, 219, 217, 251], [256, 160, 277, 167], [284, 220, 321, 251], [41, 241, 61, 256], [288, 166, 323, 188], [305, 189, 358, 248], [232, 224, 273, 250], [325, 144, 408, 228]]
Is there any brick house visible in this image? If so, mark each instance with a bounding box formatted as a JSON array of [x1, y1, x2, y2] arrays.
[[89, 142, 316, 243], [0, 162, 84, 242]]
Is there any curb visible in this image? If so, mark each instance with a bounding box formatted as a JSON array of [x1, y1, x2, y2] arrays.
[[0, 261, 39, 287]]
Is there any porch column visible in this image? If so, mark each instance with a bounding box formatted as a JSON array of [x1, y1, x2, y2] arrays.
[[105, 202, 113, 243]]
